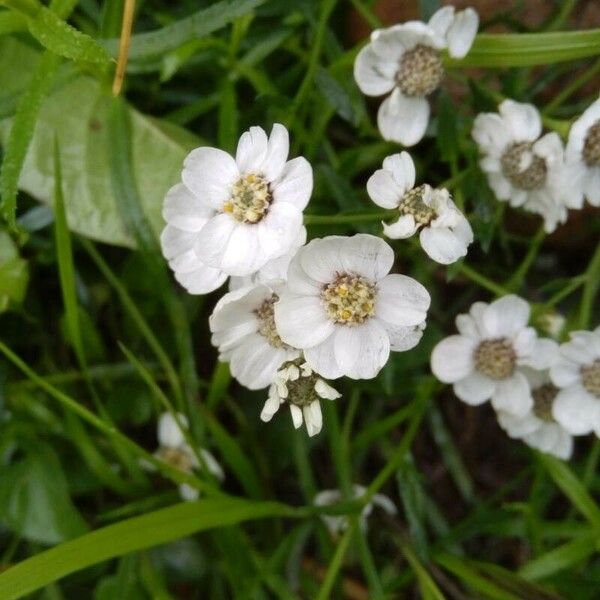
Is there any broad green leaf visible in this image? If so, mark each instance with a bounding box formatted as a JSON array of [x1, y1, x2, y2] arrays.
[[101, 0, 266, 60], [446, 30, 600, 67], [0, 66, 199, 246], [0, 444, 88, 545], [0, 497, 296, 600], [0, 229, 28, 310], [0, 49, 59, 226]]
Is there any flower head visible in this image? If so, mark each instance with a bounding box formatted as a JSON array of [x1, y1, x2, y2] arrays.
[[152, 413, 224, 501], [550, 326, 600, 437], [354, 6, 478, 146], [161, 123, 313, 293], [274, 234, 430, 380], [497, 364, 573, 460], [260, 359, 341, 436], [564, 98, 600, 208], [209, 283, 300, 390], [314, 484, 397, 536], [472, 100, 568, 233], [431, 295, 558, 417], [367, 152, 473, 263]]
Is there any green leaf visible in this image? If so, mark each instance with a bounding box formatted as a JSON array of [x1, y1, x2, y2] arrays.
[[102, 0, 266, 60], [0, 49, 59, 226], [0, 444, 88, 545], [0, 229, 28, 310], [447, 30, 600, 67], [0, 497, 296, 600], [0, 64, 198, 246]]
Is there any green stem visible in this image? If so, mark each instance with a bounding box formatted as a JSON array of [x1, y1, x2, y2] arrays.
[[505, 225, 546, 292], [579, 241, 600, 328], [544, 59, 600, 114], [455, 263, 509, 297], [315, 525, 355, 600]]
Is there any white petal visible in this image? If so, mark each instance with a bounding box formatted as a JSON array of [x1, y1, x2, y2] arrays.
[[366, 169, 403, 209], [512, 327, 536, 358], [491, 372, 533, 417], [315, 379, 341, 400], [550, 360, 581, 388], [430, 335, 476, 383], [235, 126, 269, 173], [497, 411, 540, 438], [289, 404, 303, 429], [174, 264, 227, 295], [300, 236, 345, 283], [378, 89, 430, 147], [304, 333, 345, 379], [487, 173, 513, 200], [161, 225, 196, 261], [179, 483, 200, 502], [552, 386, 598, 435], [419, 226, 469, 264], [230, 336, 290, 390], [272, 157, 313, 210], [254, 227, 306, 284], [261, 386, 282, 422], [525, 426, 573, 460], [256, 202, 303, 262], [456, 314, 479, 338], [261, 123, 289, 180], [340, 234, 394, 280], [583, 168, 600, 206], [383, 214, 418, 239], [385, 322, 425, 351], [533, 132, 564, 162], [376, 274, 431, 326], [370, 26, 410, 60], [428, 6, 455, 38], [333, 320, 391, 379], [382, 151, 416, 192], [482, 295, 530, 338], [498, 100, 542, 143], [194, 214, 237, 269], [518, 338, 559, 370], [286, 253, 322, 296], [182, 147, 239, 209], [472, 113, 510, 155], [158, 412, 187, 448], [446, 8, 479, 59], [199, 448, 225, 480], [163, 183, 214, 231], [303, 401, 323, 437], [275, 294, 334, 349], [453, 371, 495, 405], [353, 43, 396, 96], [219, 223, 261, 276]]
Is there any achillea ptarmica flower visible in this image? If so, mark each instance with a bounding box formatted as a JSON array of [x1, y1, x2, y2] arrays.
[[161, 123, 312, 292], [152, 413, 224, 501], [564, 98, 600, 208], [314, 485, 397, 536], [550, 326, 600, 437], [274, 234, 430, 380], [353, 6, 478, 146], [497, 365, 573, 460], [431, 295, 558, 417], [472, 100, 568, 233], [367, 152, 473, 263], [260, 360, 341, 437], [209, 283, 300, 390]]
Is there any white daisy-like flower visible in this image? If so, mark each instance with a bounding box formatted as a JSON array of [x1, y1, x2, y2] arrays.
[[472, 99, 568, 233], [367, 152, 473, 263], [550, 326, 600, 437], [497, 365, 573, 460], [152, 412, 224, 501], [564, 98, 600, 208], [431, 295, 558, 417], [209, 283, 300, 390], [314, 484, 397, 536], [161, 123, 313, 292], [353, 6, 478, 146], [274, 234, 430, 380], [260, 360, 341, 437]]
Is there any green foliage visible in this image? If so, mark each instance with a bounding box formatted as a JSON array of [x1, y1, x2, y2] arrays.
[[0, 229, 28, 310]]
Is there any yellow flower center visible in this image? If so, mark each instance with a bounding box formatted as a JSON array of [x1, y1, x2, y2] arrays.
[[581, 359, 600, 398], [473, 338, 516, 380], [255, 294, 288, 348], [532, 383, 558, 422], [396, 44, 444, 97], [224, 173, 272, 223], [501, 142, 547, 190], [322, 274, 376, 325], [583, 121, 600, 167]]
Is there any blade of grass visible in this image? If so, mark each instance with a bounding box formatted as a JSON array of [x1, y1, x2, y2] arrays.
[[315, 524, 354, 600]]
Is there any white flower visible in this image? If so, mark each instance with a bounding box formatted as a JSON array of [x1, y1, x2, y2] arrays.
[[497, 365, 573, 460], [550, 326, 600, 437], [353, 6, 478, 146], [260, 360, 341, 437], [367, 152, 473, 263], [209, 283, 300, 390], [314, 484, 397, 536], [229, 226, 307, 291], [472, 99, 568, 233], [161, 123, 313, 292], [431, 295, 558, 417], [274, 234, 430, 380], [152, 413, 224, 501], [564, 98, 600, 208]]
